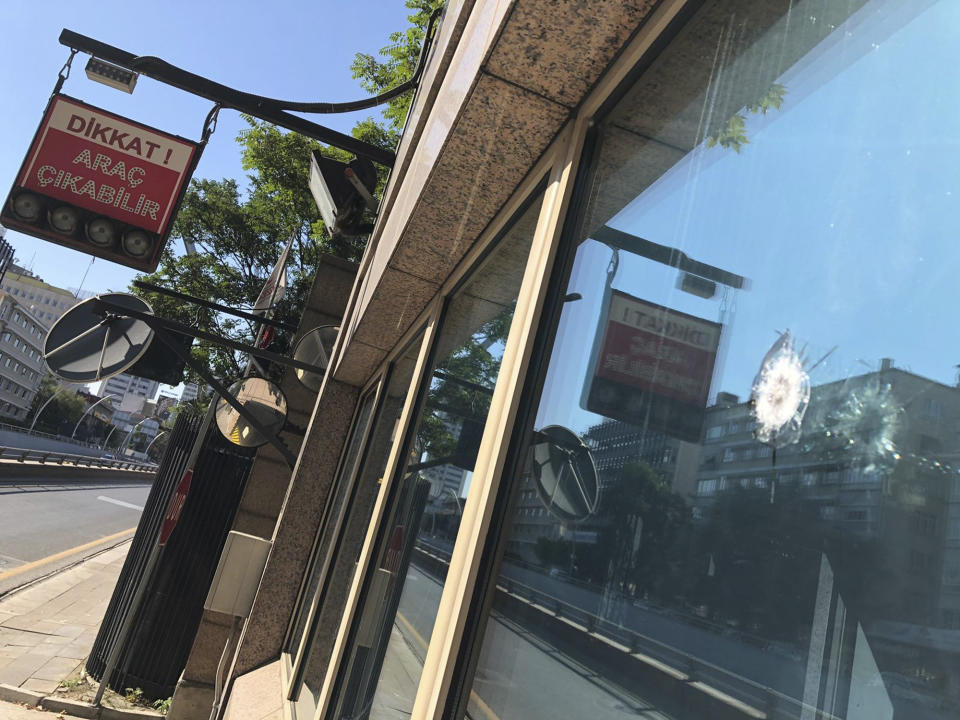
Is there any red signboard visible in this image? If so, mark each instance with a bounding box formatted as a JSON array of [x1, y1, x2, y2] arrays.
[[159, 468, 193, 546], [1, 94, 200, 271], [583, 291, 721, 441]]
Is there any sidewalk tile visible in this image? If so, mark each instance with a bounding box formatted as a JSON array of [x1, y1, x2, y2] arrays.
[[21, 677, 59, 693], [52, 624, 86, 639], [0, 652, 51, 686], [32, 655, 82, 681]]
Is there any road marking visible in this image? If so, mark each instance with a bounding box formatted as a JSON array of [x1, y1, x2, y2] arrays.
[[395, 611, 500, 720], [0, 527, 136, 581], [97, 495, 144, 511]]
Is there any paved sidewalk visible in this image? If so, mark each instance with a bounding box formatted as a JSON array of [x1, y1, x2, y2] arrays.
[[0, 698, 60, 718], [0, 542, 130, 694]]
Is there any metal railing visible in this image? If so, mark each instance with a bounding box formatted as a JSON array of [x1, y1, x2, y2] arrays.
[[413, 542, 843, 720], [0, 421, 115, 451], [0, 445, 157, 472]]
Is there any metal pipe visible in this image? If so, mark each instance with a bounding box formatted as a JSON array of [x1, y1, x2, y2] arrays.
[[133, 281, 298, 332], [58, 29, 396, 167], [89, 298, 326, 376]]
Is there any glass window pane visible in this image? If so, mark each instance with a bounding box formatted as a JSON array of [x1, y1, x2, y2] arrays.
[[462, 2, 960, 720], [287, 389, 378, 657], [328, 188, 546, 719], [293, 337, 424, 720]]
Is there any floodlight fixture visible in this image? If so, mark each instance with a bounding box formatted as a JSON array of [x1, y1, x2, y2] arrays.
[[122, 229, 154, 259], [11, 192, 42, 223], [309, 151, 378, 237], [86, 217, 117, 247], [48, 205, 79, 234], [85, 56, 138, 93]]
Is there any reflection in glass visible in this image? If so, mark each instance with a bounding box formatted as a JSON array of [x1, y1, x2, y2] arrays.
[[214, 377, 287, 447], [461, 2, 960, 719], [328, 190, 545, 719], [292, 340, 422, 720], [288, 390, 376, 674]]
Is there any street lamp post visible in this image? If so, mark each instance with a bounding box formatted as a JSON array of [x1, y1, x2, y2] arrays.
[[101, 424, 120, 450], [28, 386, 68, 432], [118, 419, 147, 457], [144, 430, 167, 456], [72, 395, 119, 439]]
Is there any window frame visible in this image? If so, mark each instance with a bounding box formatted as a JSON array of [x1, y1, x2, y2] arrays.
[[280, 315, 441, 708], [282, 373, 385, 691], [303, 2, 695, 719]]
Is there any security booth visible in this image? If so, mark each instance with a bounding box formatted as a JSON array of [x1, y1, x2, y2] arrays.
[[190, 1, 960, 719]]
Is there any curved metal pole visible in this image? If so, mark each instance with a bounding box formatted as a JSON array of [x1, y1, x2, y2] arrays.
[[72, 395, 118, 438], [29, 386, 67, 431], [118, 419, 146, 457], [101, 424, 119, 450], [444, 487, 463, 515], [144, 430, 167, 455]]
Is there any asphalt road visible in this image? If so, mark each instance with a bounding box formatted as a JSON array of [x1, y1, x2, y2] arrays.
[[381, 564, 666, 720], [0, 478, 151, 595]]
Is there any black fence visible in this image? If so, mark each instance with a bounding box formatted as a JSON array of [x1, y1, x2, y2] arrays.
[[87, 411, 256, 699]]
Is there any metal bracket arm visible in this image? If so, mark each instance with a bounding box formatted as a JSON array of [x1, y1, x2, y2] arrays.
[[59, 29, 396, 167], [133, 281, 298, 332], [88, 298, 325, 376]]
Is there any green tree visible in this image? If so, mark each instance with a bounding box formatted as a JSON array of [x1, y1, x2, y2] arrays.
[[132, 0, 441, 384], [593, 461, 688, 596], [351, 0, 446, 137], [706, 83, 787, 153], [24, 376, 87, 435]]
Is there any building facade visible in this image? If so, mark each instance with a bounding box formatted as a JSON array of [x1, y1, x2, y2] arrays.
[[162, 2, 960, 719], [0, 262, 80, 421], [0, 292, 47, 421], [0, 263, 76, 326]]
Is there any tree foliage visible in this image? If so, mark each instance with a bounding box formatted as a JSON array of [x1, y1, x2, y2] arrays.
[[706, 83, 787, 153], [24, 376, 87, 435], [131, 0, 441, 384], [351, 0, 446, 136]]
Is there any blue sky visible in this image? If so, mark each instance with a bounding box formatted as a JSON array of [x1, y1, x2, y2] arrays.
[[1, 1, 413, 295], [537, 0, 960, 435]]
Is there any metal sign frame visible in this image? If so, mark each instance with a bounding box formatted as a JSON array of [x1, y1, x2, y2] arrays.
[[1, 94, 201, 272]]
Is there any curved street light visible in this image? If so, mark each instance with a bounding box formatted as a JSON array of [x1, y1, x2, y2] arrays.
[[101, 424, 120, 450], [118, 418, 147, 458], [144, 430, 167, 456], [72, 394, 119, 439], [29, 386, 69, 432]]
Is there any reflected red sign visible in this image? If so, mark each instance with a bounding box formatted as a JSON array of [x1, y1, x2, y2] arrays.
[[159, 469, 193, 546], [1, 94, 199, 271], [583, 291, 721, 442]]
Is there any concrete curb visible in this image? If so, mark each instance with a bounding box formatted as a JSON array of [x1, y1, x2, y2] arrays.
[[0, 684, 163, 719], [0, 682, 45, 707]]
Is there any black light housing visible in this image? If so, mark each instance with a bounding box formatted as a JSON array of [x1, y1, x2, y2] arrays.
[[308, 151, 378, 237]]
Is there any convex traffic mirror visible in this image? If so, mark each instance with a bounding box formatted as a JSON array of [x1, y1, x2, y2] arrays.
[[293, 325, 339, 392], [215, 377, 288, 448]]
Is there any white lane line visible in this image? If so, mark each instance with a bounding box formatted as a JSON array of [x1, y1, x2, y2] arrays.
[[0, 552, 26, 563], [97, 495, 144, 511]]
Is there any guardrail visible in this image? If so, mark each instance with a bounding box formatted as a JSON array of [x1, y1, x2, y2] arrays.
[[0, 445, 157, 472], [413, 542, 842, 720], [0, 421, 107, 450]]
